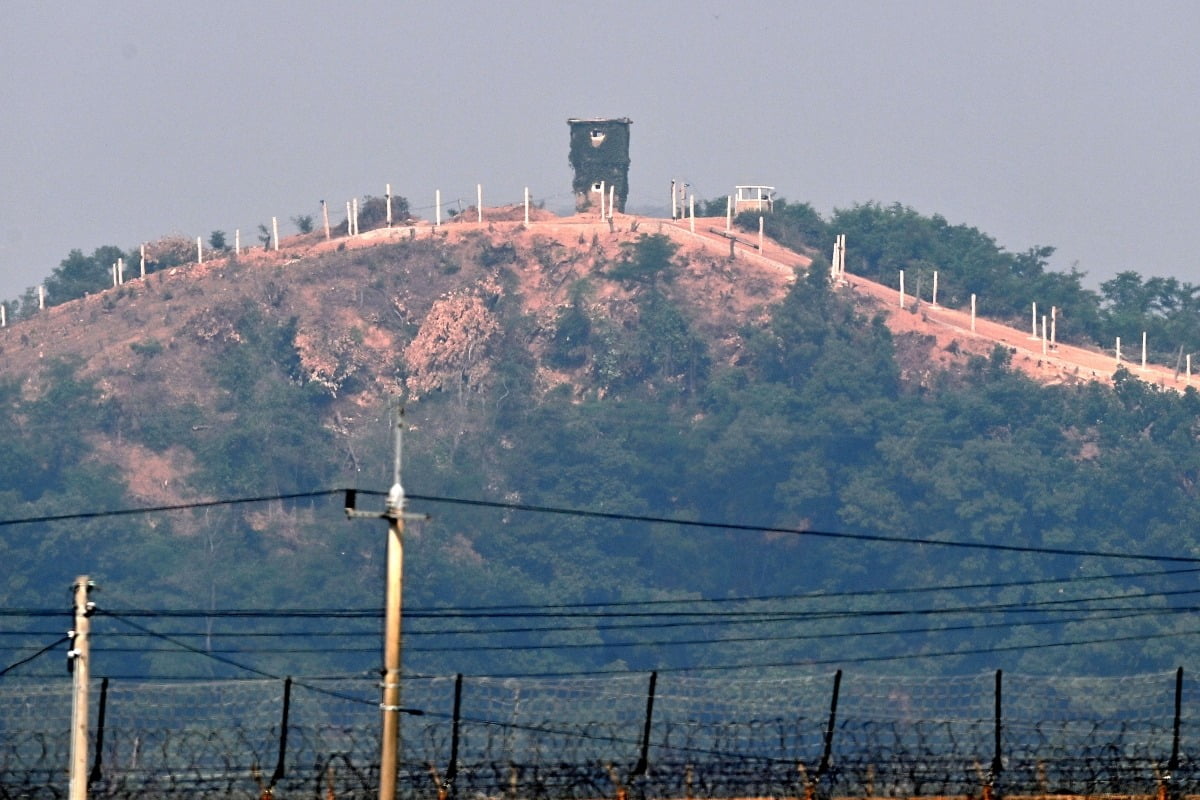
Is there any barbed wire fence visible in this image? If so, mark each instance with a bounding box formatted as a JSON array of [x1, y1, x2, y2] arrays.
[[1, 669, 1196, 800]]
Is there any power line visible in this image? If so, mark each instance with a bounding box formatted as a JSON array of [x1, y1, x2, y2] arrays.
[[77, 608, 1168, 657], [5, 562, 1191, 629], [0, 635, 69, 677], [3, 485, 1198, 565], [441, 625, 1200, 679], [100, 612, 412, 712], [391, 490, 1200, 565], [83, 587, 1200, 637], [0, 489, 341, 528]]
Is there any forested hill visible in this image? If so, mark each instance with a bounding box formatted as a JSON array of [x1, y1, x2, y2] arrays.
[[2, 201, 1199, 683]]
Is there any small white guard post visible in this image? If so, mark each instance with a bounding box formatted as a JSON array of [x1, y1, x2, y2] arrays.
[[2, 305, 6, 327], [932, 271, 939, 306], [140, 243, 146, 278], [1030, 302, 1039, 339], [670, 179, 677, 220], [1041, 316, 1048, 356], [609, 185, 615, 219], [726, 196, 732, 232], [38, 285, 45, 310], [272, 217, 280, 252], [899, 270, 906, 309], [197, 237, 203, 264], [235, 229, 241, 256], [598, 181, 606, 218]]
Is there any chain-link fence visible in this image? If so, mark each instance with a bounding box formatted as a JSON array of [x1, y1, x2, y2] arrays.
[[1, 669, 1195, 800]]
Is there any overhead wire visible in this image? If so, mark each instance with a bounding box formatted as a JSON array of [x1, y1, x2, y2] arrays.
[[0, 635, 70, 677], [431, 625, 1200, 679], [77, 608, 1172, 656], [2, 485, 1199, 565]]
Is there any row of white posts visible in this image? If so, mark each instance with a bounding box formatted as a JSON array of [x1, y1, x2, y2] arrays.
[[3, 183, 548, 329], [894, 268, 1194, 383]]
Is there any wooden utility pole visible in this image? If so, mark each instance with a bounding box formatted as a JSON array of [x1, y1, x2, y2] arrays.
[[346, 406, 427, 800], [68, 576, 94, 800]]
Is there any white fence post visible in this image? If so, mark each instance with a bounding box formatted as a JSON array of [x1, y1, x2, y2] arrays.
[[971, 293, 976, 332], [272, 217, 279, 251]]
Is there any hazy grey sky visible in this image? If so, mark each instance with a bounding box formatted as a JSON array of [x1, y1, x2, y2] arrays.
[[2, 1, 1198, 300]]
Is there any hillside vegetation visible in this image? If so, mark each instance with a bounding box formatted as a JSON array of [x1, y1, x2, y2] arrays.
[[1, 202, 1199, 683]]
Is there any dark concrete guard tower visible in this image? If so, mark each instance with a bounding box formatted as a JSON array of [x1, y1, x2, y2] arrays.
[[567, 117, 632, 213]]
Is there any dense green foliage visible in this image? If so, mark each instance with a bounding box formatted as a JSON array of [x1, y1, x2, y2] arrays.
[[737, 200, 1200, 366]]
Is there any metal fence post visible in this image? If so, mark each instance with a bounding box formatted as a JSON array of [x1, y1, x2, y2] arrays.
[[443, 673, 463, 800], [813, 669, 842, 800], [985, 669, 1003, 800], [267, 676, 292, 792], [631, 671, 657, 778], [87, 677, 109, 788]]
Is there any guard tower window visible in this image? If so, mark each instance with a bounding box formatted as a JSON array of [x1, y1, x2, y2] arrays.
[[567, 117, 632, 213]]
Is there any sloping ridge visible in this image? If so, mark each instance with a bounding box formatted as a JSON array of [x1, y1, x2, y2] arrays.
[[0, 207, 1182, 394]]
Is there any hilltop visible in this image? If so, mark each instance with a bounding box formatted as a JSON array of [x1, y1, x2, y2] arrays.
[[3, 203, 1200, 681]]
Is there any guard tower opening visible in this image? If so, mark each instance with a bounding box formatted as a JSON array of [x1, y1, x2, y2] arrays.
[[567, 117, 632, 213], [734, 185, 775, 214]]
